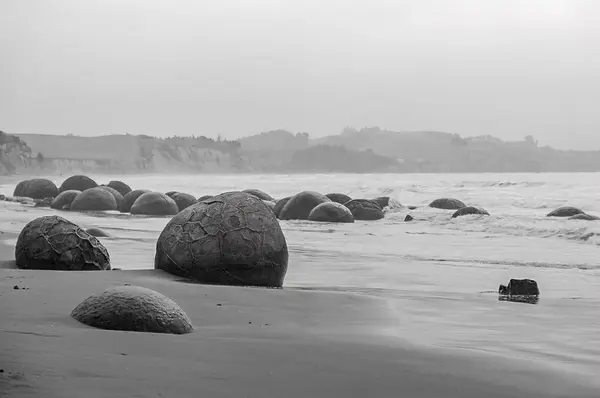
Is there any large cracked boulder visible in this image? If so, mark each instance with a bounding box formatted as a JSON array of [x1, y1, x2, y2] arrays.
[[107, 180, 132, 197], [15, 215, 111, 270], [71, 286, 193, 334], [121, 189, 151, 213], [344, 199, 384, 221], [13, 178, 58, 199], [242, 189, 275, 202], [279, 191, 330, 220], [166, 191, 198, 212], [50, 190, 81, 210], [70, 187, 118, 211], [547, 206, 584, 218], [308, 202, 354, 223], [155, 191, 288, 288], [131, 192, 179, 216], [59, 175, 98, 193], [429, 198, 467, 210], [569, 213, 600, 221]]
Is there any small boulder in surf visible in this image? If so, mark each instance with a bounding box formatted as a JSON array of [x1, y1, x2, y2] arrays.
[[273, 196, 291, 219], [451, 206, 490, 218], [107, 180, 132, 197], [429, 198, 467, 210], [325, 193, 352, 205], [242, 189, 275, 202], [166, 191, 198, 212], [59, 175, 98, 193], [308, 202, 354, 223], [547, 206, 585, 218], [344, 199, 384, 221], [568, 213, 600, 221], [51, 190, 81, 210], [499, 279, 540, 296], [121, 189, 151, 213], [279, 191, 330, 220], [131, 192, 179, 216], [70, 187, 118, 211]]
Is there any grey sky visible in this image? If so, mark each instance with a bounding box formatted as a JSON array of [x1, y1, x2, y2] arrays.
[[1, 0, 599, 149]]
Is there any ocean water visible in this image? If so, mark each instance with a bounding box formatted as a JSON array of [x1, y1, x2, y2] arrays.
[[1, 172, 600, 383]]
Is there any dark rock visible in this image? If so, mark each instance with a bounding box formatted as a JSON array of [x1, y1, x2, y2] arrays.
[[279, 191, 331, 220], [372, 196, 402, 209], [547, 206, 585, 217], [107, 180, 132, 197], [86, 227, 110, 237], [308, 202, 354, 223], [155, 191, 288, 288], [325, 193, 352, 205], [166, 192, 198, 212], [59, 175, 98, 193], [50, 190, 81, 210], [34, 197, 54, 207], [344, 199, 385, 221], [121, 189, 151, 213], [569, 213, 600, 221], [408, 206, 418, 210], [70, 187, 118, 211], [273, 196, 291, 219], [13, 178, 59, 199], [499, 279, 540, 296], [97, 186, 124, 210], [15, 215, 111, 270], [197, 195, 213, 201], [242, 189, 275, 201], [131, 192, 179, 216], [404, 214, 414, 222], [451, 206, 490, 218], [429, 198, 467, 210], [262, 200, 276, 213], [71, 286, 193, 334]]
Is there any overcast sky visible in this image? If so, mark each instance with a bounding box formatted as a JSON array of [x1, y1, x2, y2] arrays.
[[1, 0, 599, 149]]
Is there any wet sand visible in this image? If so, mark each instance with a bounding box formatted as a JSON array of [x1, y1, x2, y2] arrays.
[[1, 240, 598, 398]]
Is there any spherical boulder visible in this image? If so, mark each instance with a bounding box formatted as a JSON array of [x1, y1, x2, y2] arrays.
[[344, 199, 384, 221], [70, 187, 118, 211], [131, 192, 179, 216], [86, 227, 111, 237], [155, 191, 288, 288], [71, 286, 193, 334], [451, 206, 490, 218], [107, 180, 132, 197], [197, 194, 213, 201], [568, 213, 600, 221], [98, 186, 124, 210], [13, 178, 58, 199], [279, 191, 331, 220], [15, 215, 110, 270], [372, 196, 402, 209], [121, 189, 151, 213], [242, 189, 275, 202], [273, 196, 291, 219], [50, 190, 81, 210], [308, 202, 354, 223], [325, 193, 352, 205], [59, 175, 98, 193], [547, 206, 584, 218], [166, 191, 198, 212], [429, 198, 467, 210]]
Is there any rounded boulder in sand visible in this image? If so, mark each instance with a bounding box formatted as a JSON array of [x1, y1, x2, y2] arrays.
[[429, 198, 467, 210], [107, 180, 132, 197], [279, 191, 330, 220], [325, 193, 352, 205], [59, 175, 98, 193], [15, 215, 111, 270], [71, 285, 193, 334], [13, 178, 58, 199], [344, 199, 385, 221], [155, 191, 289, 288], [372, 196, 402, 210], [451, 206, 490, 218], [50, 190, 81, 210], [242, 188, 275, 202], [121, 189, 151, 213], [70, 187, 118, 211], [308, 202, 354, 223], [131, 192, 179, 216], [98, 186, 124, 210], [273, 196, 291, 219], [569, 213, 600, 221], [547, 206, 584, 218], [166, 191, 198, 212]]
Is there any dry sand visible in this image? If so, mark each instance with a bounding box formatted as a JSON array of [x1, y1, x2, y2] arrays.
[[0, 240, 598, 398]]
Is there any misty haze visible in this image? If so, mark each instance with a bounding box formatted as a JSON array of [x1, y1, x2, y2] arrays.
[[1, 1, 600, 398]]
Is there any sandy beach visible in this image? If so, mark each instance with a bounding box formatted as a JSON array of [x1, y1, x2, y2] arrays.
[[1, 235, 598, 398]]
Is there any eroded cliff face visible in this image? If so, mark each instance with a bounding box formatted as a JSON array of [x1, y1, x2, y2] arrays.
[[0, 131, 33, 175]]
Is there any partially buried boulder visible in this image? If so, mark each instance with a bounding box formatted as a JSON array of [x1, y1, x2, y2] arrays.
[[273, 196, 291, 219], [451, 206, 490, 218], [71, 286, 193, 334], [429, 198, 467, 210], [121, 189, 151, 213], [98, 186, 124, 210], [547, 206, 585, 217], [166, 191, 198, 212], [13, 178, 58, 199], [50, 190, 81, 210], [86, 227, 110, 237], [308, 202, 354, 223], [131, 192, 179, 216], [279, 191, 330, 220], [107, 180, 132, 197], [242, 189, 274, 202], [325, 193, 352, 205], [262, 200, 276, 213], [569, 213, 600, 221], [59, 175, 98, 193], [70, 187, 118, 211], [344, 199, 384, 221], [15, 215, 110, 270], [155, 191, 288, 288]]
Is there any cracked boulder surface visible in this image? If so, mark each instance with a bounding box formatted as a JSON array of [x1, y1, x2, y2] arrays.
[[15, 215, 111, 270], [71, 285, 193, 334], [344, 199, 385, 221], [155, 191, 289, 288]]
